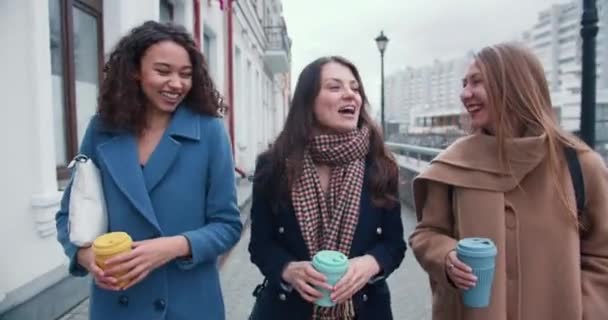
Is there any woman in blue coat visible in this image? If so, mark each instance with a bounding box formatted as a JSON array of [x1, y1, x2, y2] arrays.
[[248, 56, 406, 320], [55, 21, 242, 320]]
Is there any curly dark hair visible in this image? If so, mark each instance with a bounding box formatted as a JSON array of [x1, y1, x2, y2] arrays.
[[255, 56, 399, 209], [98, 21, 224, 133]]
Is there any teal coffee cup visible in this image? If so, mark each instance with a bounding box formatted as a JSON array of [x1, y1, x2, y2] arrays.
[[311, 250, 349, 307], [456, 238, 497, 308]]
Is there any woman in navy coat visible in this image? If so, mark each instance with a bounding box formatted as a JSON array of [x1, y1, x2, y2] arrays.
[[55, 21, 241, 320], [248, 56, 406, 320]]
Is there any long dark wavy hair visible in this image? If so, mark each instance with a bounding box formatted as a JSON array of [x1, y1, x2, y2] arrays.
[[255, 56, 399, 208], [98, 21, 223, 133]]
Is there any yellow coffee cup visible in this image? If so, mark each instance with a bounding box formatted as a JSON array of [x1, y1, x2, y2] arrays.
[[92, 232, 133, 287]]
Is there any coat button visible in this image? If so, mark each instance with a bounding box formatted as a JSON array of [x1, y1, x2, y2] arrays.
[[118, 295, 128, 306], [362, 294, 368, 302], [154, 299, 166, 311], [278, 293, 287, 301], [376, 227, 383, 235], [278, 226, 285, 234]]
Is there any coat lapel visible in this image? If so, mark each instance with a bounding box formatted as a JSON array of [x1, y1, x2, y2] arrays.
[[422, 133, 548, 191], [141, 106, 200, 192], [95, 106, 200, 232], [97, 134, 161, 231], [413, 133, 549, 221], [141, 136, 181, 192]]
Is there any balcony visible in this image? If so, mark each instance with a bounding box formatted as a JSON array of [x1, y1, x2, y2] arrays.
[[561, 73, 581, 91], [264, 26, 291, 74]]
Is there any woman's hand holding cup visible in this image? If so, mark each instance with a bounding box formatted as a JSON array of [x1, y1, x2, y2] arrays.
[[446, 250, 477, 290], [77, 246, 120, 291], [282, 261, 333, 303]]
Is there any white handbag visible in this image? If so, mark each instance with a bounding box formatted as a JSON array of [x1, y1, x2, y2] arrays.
[[67, 154, 108, 247]]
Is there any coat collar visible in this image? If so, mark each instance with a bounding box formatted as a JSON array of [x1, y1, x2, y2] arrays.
[[141, 106, 200, 193], [425, 132, 548, 190], [165, 106, 201, 141], [96, 106, 201, 232], [412, 132, 548, 221], [436, 132, 547, 174], [97, 105, 201, 141]]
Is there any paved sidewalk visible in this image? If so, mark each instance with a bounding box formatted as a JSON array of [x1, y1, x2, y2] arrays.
[[389, 206, 432, 319]]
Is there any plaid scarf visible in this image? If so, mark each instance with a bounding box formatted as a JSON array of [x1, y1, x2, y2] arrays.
[[291, 126, 370, 320]]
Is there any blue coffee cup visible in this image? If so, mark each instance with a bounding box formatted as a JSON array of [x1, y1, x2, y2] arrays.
[[456, 237, 497, 308]]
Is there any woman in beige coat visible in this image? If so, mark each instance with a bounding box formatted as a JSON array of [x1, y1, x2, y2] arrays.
[[409, 43, 608, 320]]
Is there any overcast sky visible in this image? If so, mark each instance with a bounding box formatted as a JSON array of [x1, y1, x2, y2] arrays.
[[281, 0, 571, 113]]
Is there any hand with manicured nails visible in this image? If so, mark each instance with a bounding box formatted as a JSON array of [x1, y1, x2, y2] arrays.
[[77, 247, 120, 291], [330, 255, 380, 304], [103, 236, 190, 290], [282, 261, 333, 303], [446, 250, 477, 290]]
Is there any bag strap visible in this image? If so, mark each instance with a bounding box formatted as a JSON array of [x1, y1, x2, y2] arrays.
[[67, 154, 90, 169], [564, 146, 585, 217]]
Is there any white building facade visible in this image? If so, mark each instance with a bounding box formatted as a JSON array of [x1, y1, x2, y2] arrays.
[[203, 0, 291, 172], [387, 0, 608, 149], [0, 0, 291, 319], [384, 67, 429, 132], [523, 0, 608, 149], [385, 55, 470, 136]]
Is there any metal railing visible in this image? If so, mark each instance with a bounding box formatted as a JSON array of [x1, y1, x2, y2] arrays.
[[264, 26, 291, 56], [386, 142, 443, 207], [386, 142, 442, 163]]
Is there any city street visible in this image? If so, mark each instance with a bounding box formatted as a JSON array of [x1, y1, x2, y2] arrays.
[[5, 1, 607, 320]]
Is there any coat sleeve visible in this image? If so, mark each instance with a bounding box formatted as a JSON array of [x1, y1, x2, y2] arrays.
[[364, 195, 406, 281], [247, 158, 297, 285], [178, 118, 242, 269], [408, 180, 458, 289], [579, 151, 608, 319], [54, 117, 98, 277]]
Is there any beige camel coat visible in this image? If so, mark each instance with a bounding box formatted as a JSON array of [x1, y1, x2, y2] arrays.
[[409, 133, 608, 320]]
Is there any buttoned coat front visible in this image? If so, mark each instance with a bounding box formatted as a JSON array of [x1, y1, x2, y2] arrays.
[[55, 106, 242, 320], [248, 155, 407, 320]]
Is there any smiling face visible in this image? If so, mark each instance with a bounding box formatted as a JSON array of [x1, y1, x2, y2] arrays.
[[313, 61, 363, 133], [138, 40, 193, 114], [460, 61, 495, 133]]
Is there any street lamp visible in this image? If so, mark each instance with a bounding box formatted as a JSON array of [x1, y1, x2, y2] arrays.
[[580, 0, 598, 148], [375, 31, 389, 139]]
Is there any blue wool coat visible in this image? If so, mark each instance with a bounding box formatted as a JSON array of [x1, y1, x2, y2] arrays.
[[55, 106, 242, 320]]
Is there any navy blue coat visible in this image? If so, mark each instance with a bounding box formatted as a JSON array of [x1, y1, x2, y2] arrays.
[[248, 157, 406, 320], [56, 106, 242, 320]]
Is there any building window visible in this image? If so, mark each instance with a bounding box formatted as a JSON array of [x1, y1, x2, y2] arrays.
[[251, 0, 258, 14], [160, 0, 174, 22], [49, 0, 104, 181], [203, 29, 217, 81], [49, 0, 67, 169], [203, 33, 211, 59], [265, 7, 271, 26]]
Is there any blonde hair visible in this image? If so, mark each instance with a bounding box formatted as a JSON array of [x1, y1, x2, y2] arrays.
[[474, 42, 590, 225]]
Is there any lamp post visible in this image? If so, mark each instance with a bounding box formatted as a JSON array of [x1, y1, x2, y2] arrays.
[[375, 31, 389, 139], [580, 0, 598, 148]]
